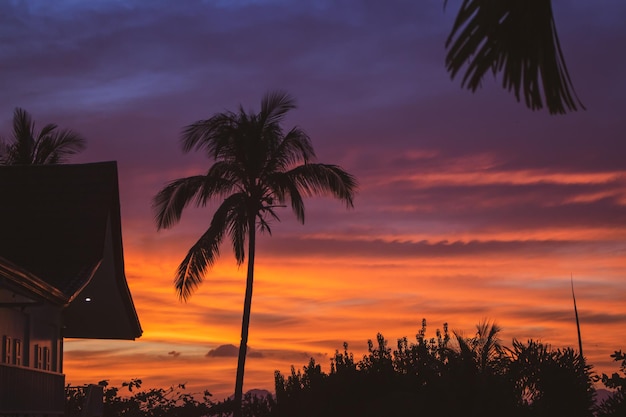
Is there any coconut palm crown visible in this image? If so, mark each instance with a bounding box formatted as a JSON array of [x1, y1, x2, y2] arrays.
[[0, 107, 86, 165], [153, 91, 357, 298], [152, 91, 357, 415]]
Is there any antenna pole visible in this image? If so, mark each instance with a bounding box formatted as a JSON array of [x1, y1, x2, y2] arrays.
[[571, 274, 584, 358]]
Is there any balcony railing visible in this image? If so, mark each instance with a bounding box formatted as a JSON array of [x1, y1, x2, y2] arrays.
[[0, 363, 65, 415]]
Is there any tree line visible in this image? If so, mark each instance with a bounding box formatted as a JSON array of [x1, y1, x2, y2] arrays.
[[273, 320, 622, 417], [66, 320, 625, 417]]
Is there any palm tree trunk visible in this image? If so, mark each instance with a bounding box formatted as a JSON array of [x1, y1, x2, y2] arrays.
[[233, 216, 256, 417]]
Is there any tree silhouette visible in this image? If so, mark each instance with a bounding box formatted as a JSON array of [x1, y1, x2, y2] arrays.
[[274, 321, 598, 417], [152, 91, 357, 417], [0, 107, 86, 165], [597, 350, 626, 417], [507, 340, 595, 417], [445, 0, 584, 114], [454, 320, 504, 372]]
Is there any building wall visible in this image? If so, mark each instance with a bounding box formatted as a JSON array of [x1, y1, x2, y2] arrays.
[[1, 307, 27, 367], [0, 287, 63, 373], [29, 303, 62, 373]]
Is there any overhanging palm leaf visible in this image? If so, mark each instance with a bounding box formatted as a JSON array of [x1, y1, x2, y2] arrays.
[[152, 91, 357, 417], [445, 0, 584, 114]]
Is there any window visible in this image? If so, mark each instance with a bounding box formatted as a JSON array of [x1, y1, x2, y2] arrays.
[[34, 344, 43, 369], [13, 339, 22, 366], [2, 336, 11, 364], [43, 347, 51, 371]]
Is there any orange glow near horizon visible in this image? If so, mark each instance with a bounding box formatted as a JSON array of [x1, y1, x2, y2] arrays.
[[64, 203, 626, 400], [62, 150, 626, 400]]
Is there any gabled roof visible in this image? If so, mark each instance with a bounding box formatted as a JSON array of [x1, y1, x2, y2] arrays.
[[0, 161, 142, 340]]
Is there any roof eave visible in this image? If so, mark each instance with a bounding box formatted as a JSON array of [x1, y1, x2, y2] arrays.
[[0, 257, 69, 306]]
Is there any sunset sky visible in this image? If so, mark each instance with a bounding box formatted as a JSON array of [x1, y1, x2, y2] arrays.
[[2, 0, 626, 400]]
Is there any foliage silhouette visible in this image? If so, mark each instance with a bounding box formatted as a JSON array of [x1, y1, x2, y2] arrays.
[[0, 107, 86, 165], [64, 330, 625, 416], [152, 91, 357, 417], [274, 320, 599, 417], [445, 0, 584, 114], [596, 350, 626, 417], [65, 379, 274, 417], [66, 379, 213, 417], [506, 340, 595, 417]]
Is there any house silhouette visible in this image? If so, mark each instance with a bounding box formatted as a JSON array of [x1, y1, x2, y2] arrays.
[[0, 161, 142, 415]]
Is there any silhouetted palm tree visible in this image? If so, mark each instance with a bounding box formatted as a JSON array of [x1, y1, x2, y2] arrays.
[[152, 91, 357, 417], [455, 320, 503, 371], [0, 107, 86, 165], [445, 0, 583, 114]]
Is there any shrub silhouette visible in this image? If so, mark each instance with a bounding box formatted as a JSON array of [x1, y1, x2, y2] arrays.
[[273, 320, 598, 417], [596, 350, 626, 417], [65, 379, 274, 417]]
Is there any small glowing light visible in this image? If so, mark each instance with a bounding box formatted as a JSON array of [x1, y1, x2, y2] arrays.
[[85, 297, 92, 302]]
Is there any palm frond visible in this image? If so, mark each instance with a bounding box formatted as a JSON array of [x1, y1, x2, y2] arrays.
[[199, 161, 244, 199], [175, 193, 247, 300], [153, 175, 213, 230], [2, 108, 86, 165], [454, 331, 474, 358], [180, 112, 238, 157], [224, 193, 249, 265], [264, 127, 315, 174], [258, 204, 280, 234], [12, 108, 34, 143], [9, 108, 35, 164], [175, 222, 225, 301], [260, 90, 296, 126], [476, 320, 502, 368], [445, 0, 583, 114], [37, 123, 58, 140], [287, 163, 358, 208], [257, 215, 273, 235], [265, 171, 306, 222], [153, 166, 241, 230], [34, 128, 86, 164], [285, 184, 305, 223]]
